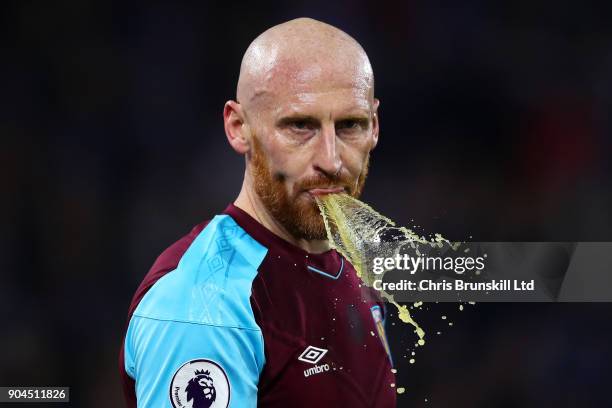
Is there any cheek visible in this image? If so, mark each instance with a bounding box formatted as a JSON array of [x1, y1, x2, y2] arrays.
[[268, 140, 311, 183], [340, 142, 370, 174]]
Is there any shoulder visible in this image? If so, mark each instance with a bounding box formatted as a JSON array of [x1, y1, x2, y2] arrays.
[[131, 214, 269, 330], [125, 220, 208, 320]]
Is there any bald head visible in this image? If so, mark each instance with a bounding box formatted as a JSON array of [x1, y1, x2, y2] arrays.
[[237, 18, 375, 112]]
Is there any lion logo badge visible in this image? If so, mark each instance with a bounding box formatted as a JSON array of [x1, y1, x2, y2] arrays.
[[170, 359, 230, 408]]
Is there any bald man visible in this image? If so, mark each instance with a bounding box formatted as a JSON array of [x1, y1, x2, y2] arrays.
[[120, 18, 396, 407]]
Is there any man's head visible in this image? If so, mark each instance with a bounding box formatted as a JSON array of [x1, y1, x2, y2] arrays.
[[224, 17, 379, 241]]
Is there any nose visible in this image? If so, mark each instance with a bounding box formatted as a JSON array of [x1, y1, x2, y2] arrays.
[[314, 124, 342, 176]]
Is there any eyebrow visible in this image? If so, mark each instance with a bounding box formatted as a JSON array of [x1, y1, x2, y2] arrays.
[[276, 115, 320, 127], [336, 115, 370, 124], [276, 113, 370, 126]]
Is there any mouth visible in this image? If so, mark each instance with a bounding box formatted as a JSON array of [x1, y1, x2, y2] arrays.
[[307, 187, 346, 196]]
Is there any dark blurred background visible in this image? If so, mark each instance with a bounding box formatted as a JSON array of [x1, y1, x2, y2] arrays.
[[2, 1, 611, 406]]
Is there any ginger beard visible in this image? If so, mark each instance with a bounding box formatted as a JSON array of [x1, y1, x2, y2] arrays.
[[250, 135, 370, 241]]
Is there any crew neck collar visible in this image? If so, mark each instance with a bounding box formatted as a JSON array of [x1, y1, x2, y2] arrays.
[[223, 203, 337, 258]]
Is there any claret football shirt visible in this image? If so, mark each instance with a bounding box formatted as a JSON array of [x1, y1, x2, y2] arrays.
[[120, 203, 396, 407]]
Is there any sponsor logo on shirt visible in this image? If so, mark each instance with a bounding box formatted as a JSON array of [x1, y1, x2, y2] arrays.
[[298, 346, 328, 364], [170, 359, 230, 408], [298, 346, 330, 378]]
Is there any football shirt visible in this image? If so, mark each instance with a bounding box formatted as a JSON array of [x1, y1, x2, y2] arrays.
[[120, 203, 396, 407]]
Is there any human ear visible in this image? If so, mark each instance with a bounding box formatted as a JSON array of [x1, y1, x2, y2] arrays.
[[371, 98, 380, 149], [223, 100, 250, 155]]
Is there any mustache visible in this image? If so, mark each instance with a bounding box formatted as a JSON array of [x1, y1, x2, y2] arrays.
[[295, 172, 354, 192]]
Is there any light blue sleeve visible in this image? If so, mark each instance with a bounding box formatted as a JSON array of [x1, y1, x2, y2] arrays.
[[124, 215, 268, 407], [124, 315, 264, 407]]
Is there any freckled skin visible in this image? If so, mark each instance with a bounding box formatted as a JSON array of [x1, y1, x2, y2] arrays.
[[223, 17, 380, 253]]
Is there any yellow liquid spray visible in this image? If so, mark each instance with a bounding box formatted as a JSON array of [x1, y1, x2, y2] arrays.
[[315, 193, 439, 345], [317, 194, 473, 399]]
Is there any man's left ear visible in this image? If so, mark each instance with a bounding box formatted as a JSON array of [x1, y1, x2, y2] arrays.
[[371, 98, 380, 149]]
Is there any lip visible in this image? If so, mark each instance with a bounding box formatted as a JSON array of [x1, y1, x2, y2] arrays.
[[307, 187, 346, 196]]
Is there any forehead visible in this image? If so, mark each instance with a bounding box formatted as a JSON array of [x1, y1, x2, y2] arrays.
[[254, 58, 374, 114]]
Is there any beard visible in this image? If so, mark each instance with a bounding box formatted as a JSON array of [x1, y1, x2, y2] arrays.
[[250, 136, 369, 241]]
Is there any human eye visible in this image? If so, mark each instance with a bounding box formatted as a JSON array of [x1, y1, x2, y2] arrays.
[[291, 119, 314, 131], [278, 117, 318, 137], [336, 118, 369, 135]]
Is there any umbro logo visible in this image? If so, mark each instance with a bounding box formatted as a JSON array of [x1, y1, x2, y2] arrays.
[[298, 346, 330, 378], [298, 346, 328, 364]]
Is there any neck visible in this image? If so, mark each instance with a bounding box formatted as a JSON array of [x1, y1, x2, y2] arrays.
[[234, 178, 332, 254]]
